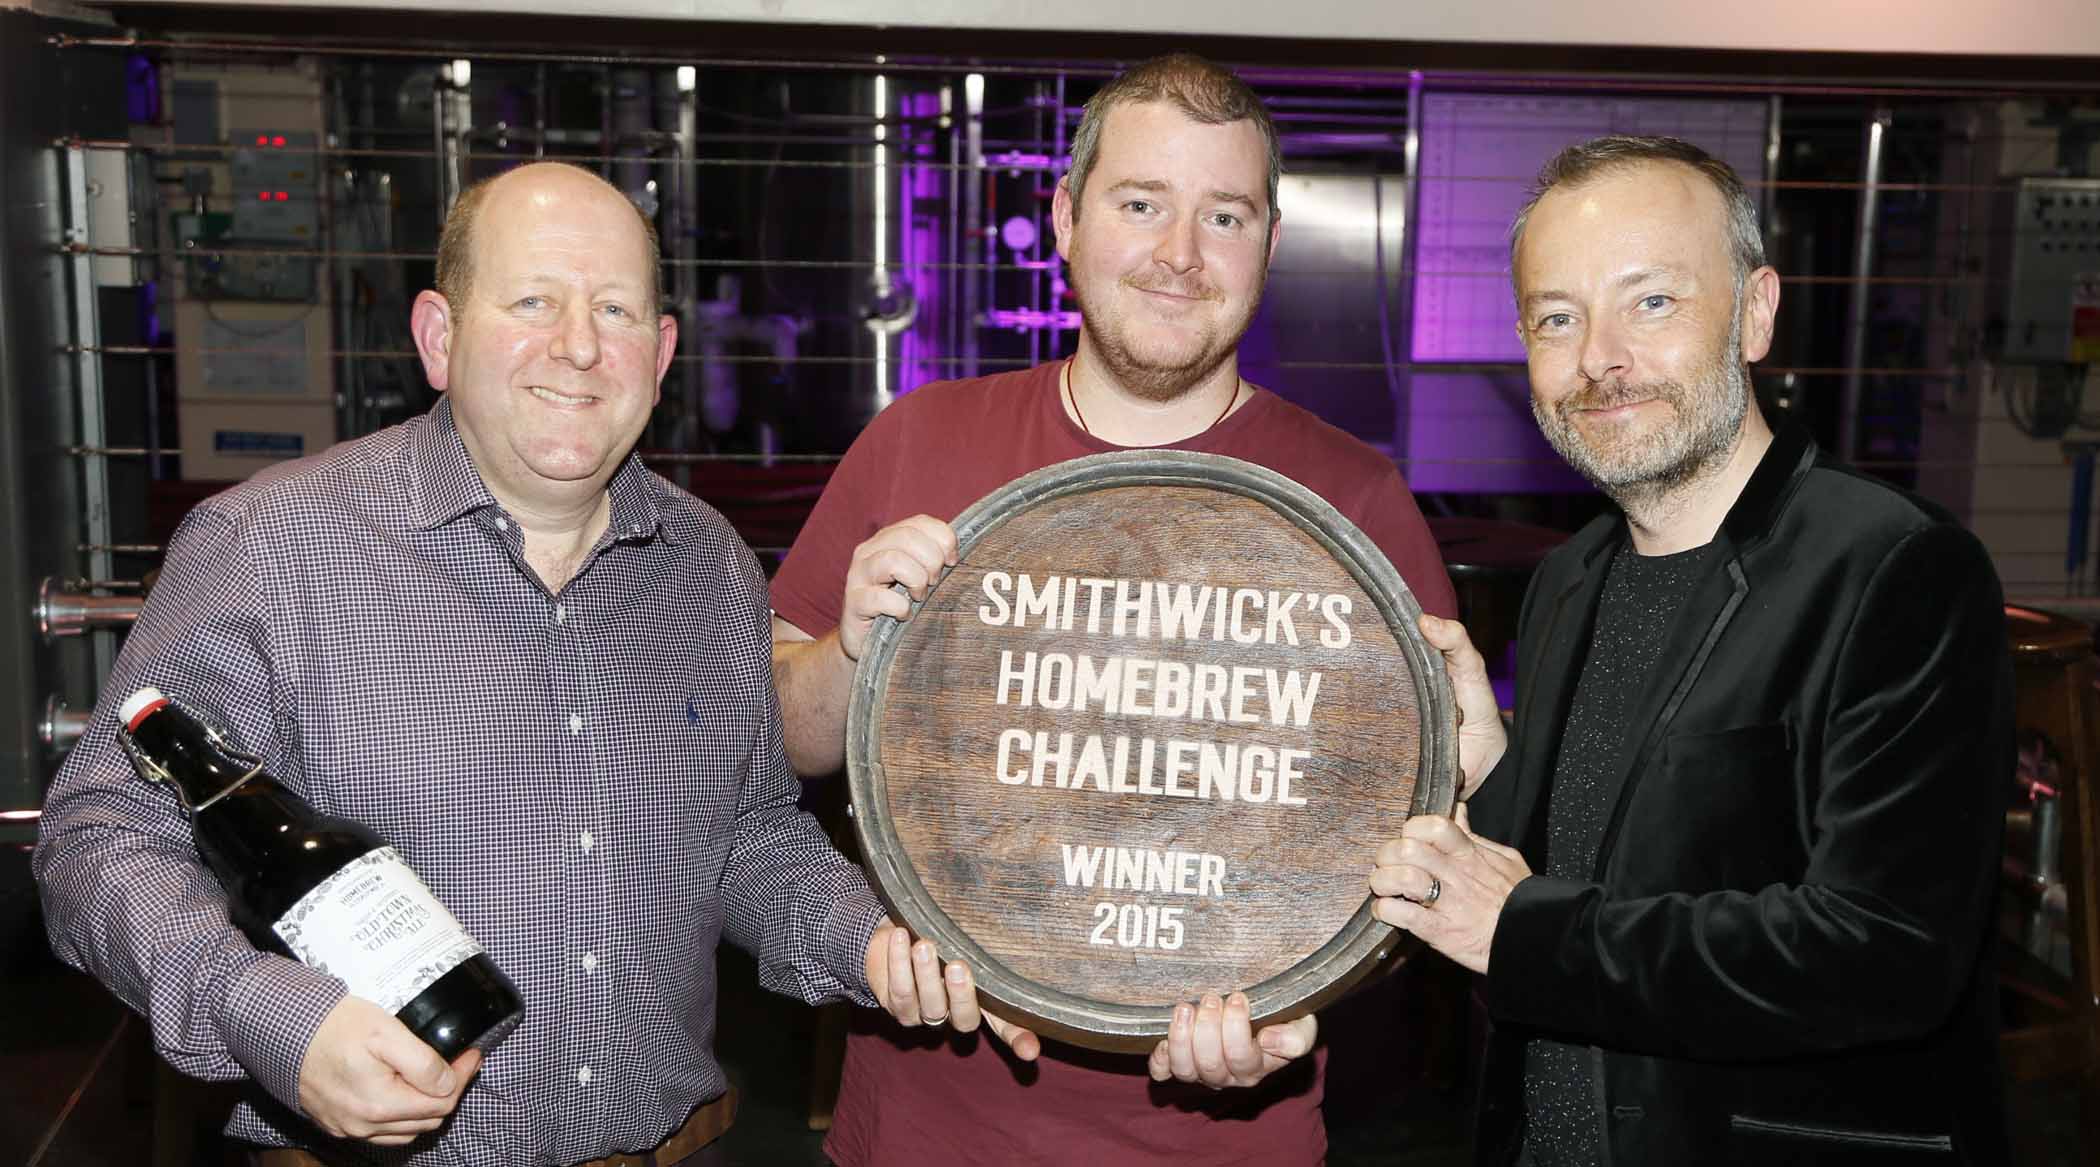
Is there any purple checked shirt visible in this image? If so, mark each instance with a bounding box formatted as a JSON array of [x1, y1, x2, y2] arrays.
[[34, 400, 882, 1165]]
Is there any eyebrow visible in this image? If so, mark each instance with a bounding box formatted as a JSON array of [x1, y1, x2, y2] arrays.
[[1104, 179, 1171, 198], [1519, 266, 1686, 313], [513, 272, 644, 293], [1102, 178, 1260, 212], [1612, 266, 1681, 290]]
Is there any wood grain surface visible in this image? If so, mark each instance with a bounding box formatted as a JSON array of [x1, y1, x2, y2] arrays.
[[850, 452, 1454, 1048]]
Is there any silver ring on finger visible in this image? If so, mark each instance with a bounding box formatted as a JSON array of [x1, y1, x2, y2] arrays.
[[1421, 875, 1442, 906]]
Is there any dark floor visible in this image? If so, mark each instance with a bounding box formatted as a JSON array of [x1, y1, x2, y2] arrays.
[[3, 838, 2089, 1166]]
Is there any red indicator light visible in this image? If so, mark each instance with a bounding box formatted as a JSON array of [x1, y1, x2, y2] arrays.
[[256, 192, 268, 201], [255, 135, 267, 146], [272, 135, 286, 147], [275, 191, 289, 202]]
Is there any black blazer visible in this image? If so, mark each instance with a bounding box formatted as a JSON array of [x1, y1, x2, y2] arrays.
[[1468, 422, 2013, 1165]]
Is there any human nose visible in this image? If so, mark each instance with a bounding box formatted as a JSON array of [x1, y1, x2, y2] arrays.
[[1151, 212, 1201, 275], [1576, 314, 1629, 385], [548, 301, 601, 369]]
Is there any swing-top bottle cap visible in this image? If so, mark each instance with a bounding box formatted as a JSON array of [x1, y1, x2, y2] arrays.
[[120, 687, 170, 733]]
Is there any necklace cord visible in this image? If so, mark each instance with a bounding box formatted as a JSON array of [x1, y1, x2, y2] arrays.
[[1064, 356, 1241, 439]]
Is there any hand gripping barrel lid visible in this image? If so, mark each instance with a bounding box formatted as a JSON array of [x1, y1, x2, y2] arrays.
[[846, 450, 1457, 1051]]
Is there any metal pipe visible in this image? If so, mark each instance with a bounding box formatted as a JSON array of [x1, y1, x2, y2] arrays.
[[332, 71, 360, 441], [1384, 70, 1426, 459], [872, 70, 891, 410], [52, 35, 2100, 99], [611, 67, 650, 203], [599, 64, 614, 180], [1028, 77, 1045, 371], [671, 65, 700, 490], [36, 577, 143, 642], [40, 694, 91, 758], [1050, 72, 1068, 348], [962, 73, 984, 380], [1838, 107, 1889, 465], [945, 84, 960, 371], [435, 61, 470, 223], [62, 143, 115, 681], [1761, 94, 1783, 255]]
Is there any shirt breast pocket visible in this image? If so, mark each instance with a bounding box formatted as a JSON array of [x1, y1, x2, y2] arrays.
[[1636, 722, 1802, 891], [661, 682, 760, 818]]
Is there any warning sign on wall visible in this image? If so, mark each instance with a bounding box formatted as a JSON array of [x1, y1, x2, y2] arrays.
[[2075, 273, 2100, 364]]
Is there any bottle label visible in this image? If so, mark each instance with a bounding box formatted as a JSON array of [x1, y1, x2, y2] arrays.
[[273, 846, 483, 1014]]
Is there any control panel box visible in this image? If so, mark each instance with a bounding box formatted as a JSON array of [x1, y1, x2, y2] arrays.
[[229, 129, 319, 241], [2002, 178, 2100, 363]]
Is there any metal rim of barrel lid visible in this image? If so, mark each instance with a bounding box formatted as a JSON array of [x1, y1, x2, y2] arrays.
[[845, 448, 1459, 1051]]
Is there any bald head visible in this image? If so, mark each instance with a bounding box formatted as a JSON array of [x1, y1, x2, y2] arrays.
[[435, 162, 663, 316]]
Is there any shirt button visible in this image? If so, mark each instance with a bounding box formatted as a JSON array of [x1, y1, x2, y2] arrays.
[[495, 517, 508, 531], [569, 713, 582, 735], [577, 1065, 592, 1085], [580, 831, 595, 853], [555, 603, 567, 624], [581, 952, 598, 972]]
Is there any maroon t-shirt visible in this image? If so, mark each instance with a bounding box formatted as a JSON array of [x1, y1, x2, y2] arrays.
[[772, 360, 1457, 1167]]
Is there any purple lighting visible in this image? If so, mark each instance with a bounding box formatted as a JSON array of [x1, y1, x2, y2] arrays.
[[896, 90, 946, 396], [984, 308, 1080, 332]]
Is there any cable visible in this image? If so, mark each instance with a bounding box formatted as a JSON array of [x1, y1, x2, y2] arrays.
[[2005, 361, 2088, 439]]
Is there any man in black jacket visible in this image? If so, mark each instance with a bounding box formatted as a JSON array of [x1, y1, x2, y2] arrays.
[[1371, 135, 2013, 1164]]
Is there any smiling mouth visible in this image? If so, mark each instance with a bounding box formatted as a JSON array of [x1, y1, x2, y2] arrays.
[[529, 385, 596, 407], [1125, 279, 1216, 304], [1571, 393, 1662, 420]]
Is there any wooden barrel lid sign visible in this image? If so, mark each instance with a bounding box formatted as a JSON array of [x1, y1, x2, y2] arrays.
[[847, 450, 1456, 1051]]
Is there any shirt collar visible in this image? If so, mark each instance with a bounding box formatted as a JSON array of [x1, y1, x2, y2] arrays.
[[404, 397, 677, 544]]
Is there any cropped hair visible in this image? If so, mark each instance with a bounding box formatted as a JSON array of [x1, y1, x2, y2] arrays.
[[1509, 134, 1765, 283], [1065, 53, 1281, 225]]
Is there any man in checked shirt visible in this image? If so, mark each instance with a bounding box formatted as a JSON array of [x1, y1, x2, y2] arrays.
[[34, 162, 985, 1165]]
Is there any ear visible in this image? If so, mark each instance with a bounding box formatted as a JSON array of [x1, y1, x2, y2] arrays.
[[410, 290, 455, 392], [653, 312, 678, 406], [1737, 265, 1781, 364], [1052, 177, 1076, 263], [1265, 207, 1282, 268]]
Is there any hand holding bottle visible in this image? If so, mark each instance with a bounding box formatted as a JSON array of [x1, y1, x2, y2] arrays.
[[298, 995, 482, 1145], [115, 687, 523, 1062]]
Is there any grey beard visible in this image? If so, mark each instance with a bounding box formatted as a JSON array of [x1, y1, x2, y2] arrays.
[[1534, 311, 1751, 507]]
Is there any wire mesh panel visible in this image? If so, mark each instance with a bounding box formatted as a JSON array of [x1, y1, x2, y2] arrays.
[[24, 23, 2100, 762]]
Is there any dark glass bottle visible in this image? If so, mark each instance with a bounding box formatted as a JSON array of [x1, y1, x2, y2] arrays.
[[118, 687, 523, 1060]]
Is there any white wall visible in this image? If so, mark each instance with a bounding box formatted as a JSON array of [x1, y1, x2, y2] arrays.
[[121, 0, 2100, 58]]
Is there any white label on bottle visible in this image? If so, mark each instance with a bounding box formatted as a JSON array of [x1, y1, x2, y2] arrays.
[[272, 846, 483, 1014]]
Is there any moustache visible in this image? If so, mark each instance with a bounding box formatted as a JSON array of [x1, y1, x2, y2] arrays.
[[1563, 379, 1677, 415], [1121, 275, 1223, 303]]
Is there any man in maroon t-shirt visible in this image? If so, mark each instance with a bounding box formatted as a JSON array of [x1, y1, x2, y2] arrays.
[[771, 53, 1458, 1166]]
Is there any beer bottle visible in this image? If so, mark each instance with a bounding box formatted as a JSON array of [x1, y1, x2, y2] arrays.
[[118, 686, 523, 1059]]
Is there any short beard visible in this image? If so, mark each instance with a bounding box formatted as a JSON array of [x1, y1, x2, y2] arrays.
[[1533, 296, 1750, 510], [1073, 268, 1265, 404]]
